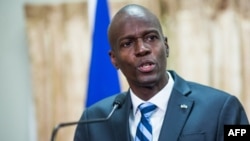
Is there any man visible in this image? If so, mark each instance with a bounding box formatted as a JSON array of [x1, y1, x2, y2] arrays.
[[74, 4, 249, 141]]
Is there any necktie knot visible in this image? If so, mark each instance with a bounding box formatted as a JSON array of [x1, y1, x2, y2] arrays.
[[138, 102, 157, 118]]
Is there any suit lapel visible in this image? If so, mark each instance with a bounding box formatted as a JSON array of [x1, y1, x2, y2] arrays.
[[158, 89, 194, 141], [158, 72, 194, 141]]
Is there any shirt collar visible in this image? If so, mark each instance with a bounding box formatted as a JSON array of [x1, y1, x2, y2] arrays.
[[130, 71, 174, 116]]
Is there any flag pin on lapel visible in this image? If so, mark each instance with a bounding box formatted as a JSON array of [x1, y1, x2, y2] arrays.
[[180, 104, 188, 109]]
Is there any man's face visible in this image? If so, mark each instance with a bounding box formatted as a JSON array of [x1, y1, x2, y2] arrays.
[[109, 14, 168, 88]]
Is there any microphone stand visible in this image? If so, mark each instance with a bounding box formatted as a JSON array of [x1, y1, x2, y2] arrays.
[[51, 104, 119, 141]]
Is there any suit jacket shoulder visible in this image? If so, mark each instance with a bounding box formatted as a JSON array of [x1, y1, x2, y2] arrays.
[[160, 70, 249, 141], [74, 92, 132, 141]]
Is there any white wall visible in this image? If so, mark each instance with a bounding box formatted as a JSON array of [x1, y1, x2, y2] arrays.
[[0, 0, 36, 141]]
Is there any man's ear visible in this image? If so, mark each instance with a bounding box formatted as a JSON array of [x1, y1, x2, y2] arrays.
[[109, 50, 119, 69], [164, 37, 169, 57]]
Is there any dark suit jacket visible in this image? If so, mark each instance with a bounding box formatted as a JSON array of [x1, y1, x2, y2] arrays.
[[74, 70, 249, 141]]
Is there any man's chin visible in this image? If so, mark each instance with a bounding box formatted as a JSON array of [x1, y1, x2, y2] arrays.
[[137, 77, 158, 87]]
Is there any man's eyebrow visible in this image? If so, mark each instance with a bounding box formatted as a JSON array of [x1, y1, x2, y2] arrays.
[[118, 35, 135, 43], [141, 28, 161, 36], [119, 29, 160, 40]]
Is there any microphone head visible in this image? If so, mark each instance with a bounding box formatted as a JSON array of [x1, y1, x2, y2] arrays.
[[113, 94, 126, 109]]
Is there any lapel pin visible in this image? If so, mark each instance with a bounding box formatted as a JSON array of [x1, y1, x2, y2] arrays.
[[180, 104, 188, 109]]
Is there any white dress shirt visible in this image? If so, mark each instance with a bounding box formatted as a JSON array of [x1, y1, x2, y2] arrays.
[[129, 72, 174, 141]]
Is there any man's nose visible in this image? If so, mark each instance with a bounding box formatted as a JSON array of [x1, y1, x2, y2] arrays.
[[134, 38, 151, 57]]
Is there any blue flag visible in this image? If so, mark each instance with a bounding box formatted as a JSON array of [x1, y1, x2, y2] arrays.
[[86, 0, 121, 107]]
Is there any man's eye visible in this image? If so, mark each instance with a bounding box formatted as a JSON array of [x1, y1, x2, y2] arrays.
[[121, 41, 133, 48], [145, 35, 158, 42]]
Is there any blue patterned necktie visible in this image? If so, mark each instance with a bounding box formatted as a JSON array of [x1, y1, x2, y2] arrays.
[[135, 102, 157, 141]]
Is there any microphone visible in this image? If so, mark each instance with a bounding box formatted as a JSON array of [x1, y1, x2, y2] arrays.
[[50, 94, 126, 141]]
